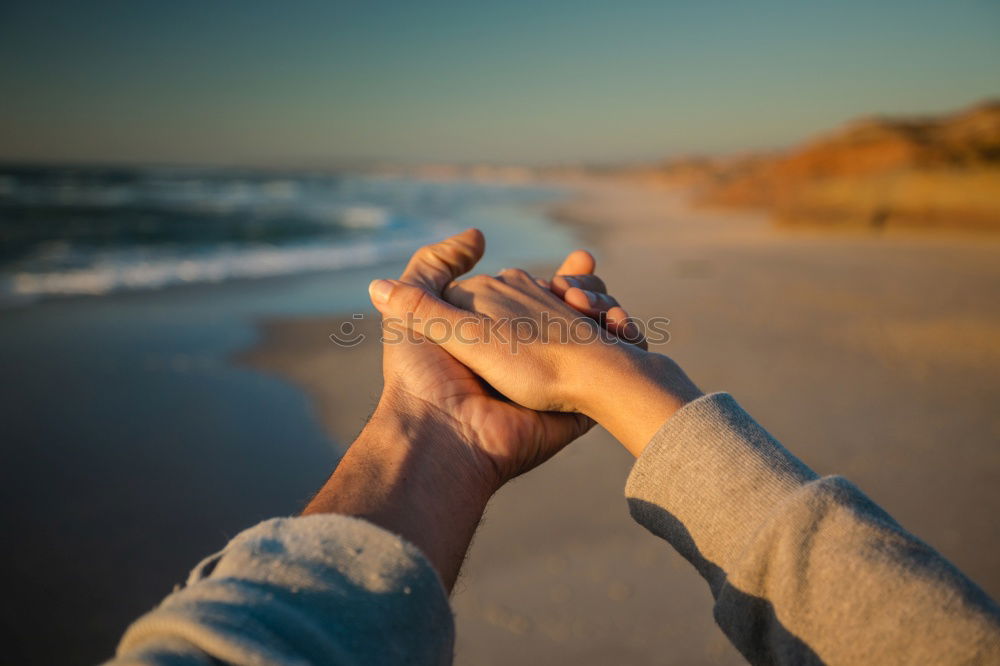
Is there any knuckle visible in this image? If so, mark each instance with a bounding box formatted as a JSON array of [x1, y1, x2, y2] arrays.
[[417, 244, 451, 269], [416, 245, 439, 261], [408, 288, 433, 318], [443, 237, 475, 261], [501, 267, 530, 281]]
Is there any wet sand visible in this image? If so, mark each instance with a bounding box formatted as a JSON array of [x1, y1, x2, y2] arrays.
[[0, 278, 342, 666], [244, 181, 1000, 665]]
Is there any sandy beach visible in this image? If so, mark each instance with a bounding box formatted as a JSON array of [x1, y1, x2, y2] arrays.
[[240, 180, 1000, 665], [4, 3, 998, 662]]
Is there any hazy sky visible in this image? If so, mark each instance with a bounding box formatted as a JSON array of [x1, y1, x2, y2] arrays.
[[1, 0, 998, 166]]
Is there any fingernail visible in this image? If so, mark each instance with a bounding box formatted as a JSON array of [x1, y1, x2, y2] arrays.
[[369, 279, 394, 304]]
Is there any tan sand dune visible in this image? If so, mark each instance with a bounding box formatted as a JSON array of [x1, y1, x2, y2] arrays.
[[620, 101, 1000, 231]]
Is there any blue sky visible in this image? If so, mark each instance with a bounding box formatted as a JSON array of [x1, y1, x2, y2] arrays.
[[1, 0, 998, 166]]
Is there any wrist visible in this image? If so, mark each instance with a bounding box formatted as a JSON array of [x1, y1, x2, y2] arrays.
[[303, 388, 499, 590], [323, 395, 501, 513], [368, 390, 505, 499], [573, 343, 703, 457]]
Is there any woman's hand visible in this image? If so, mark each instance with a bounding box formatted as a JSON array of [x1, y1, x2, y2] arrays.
[[537, 250, 647, 350]]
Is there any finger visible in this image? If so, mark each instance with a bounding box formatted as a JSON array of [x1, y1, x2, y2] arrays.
[[550, 274, 607, 298], [399, 228, 485, 294], [562, 290, 648, 350], [555, 249, 595, 276], [493, 269, 550, 291], [496, 267, 543, 289], [563, 287, 618, 315], [606, 305, 647, 350], [369, 278, 487, 361], [531, 411, 595, 459]]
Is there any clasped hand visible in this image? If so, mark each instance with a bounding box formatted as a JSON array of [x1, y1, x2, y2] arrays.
[[369, 229, 701, 481], [305, 228, 701, 590]]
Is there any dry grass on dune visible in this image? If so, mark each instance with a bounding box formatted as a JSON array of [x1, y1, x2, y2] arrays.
[[771, 168, 1000, 230], [635, 100, 1000, 231]]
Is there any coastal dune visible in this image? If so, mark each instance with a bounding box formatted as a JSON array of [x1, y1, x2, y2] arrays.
[[619, 101, 1000, 232]]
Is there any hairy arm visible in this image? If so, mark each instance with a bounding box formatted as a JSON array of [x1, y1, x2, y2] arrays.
[[302, 389, 498, 591]]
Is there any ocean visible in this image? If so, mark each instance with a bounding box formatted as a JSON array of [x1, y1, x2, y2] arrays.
[[0, 164, 573, 309]]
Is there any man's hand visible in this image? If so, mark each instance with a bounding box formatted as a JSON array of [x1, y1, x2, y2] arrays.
[[304, 229, 636, 589]]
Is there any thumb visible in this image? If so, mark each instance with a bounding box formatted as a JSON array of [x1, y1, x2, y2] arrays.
[[400, 228, 485, 294], [369, 278, 483, 346]]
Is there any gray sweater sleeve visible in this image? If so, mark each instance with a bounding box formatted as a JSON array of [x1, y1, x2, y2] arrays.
[[106, 514, 453, 666], [626, 392, 1000, 665]]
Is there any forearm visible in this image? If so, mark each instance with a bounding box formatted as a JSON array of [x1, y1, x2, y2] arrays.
[[574, 349, 1000, 660], [304, 396, 499, 591], [625, 392, 1000, 663]]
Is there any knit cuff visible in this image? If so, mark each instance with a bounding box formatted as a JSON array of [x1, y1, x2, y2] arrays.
[[116, 514, 454, 665], [625, 392, 818, 588]]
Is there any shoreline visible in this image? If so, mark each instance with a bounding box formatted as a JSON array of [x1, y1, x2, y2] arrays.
[[236, 311, 385, 449]]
